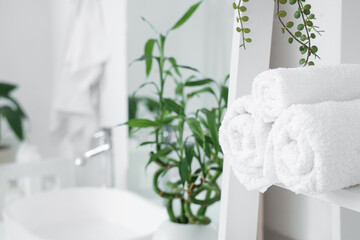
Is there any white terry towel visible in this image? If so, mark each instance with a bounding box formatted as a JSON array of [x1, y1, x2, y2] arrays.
[[252, 64, 360, 122], [266, 99, 360, 194], [51, 0, 109, 154], [219, 96, 273, 191]]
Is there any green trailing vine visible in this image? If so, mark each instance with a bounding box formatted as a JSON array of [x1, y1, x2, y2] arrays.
[[233, 0, 323, 66]]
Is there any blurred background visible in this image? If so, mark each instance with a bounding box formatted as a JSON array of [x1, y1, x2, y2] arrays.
[[2, 1, 360, 240], [0, 0, 233, 237]]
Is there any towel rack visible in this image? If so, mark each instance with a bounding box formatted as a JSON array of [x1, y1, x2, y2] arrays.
[[218, 1, 360, 239]]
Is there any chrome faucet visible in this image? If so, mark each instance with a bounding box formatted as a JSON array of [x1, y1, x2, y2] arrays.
[[75, 128, 114, 187]]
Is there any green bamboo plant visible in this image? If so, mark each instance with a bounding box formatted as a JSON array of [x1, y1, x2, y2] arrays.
[[125, 1, 228, 225], [234, 0, 323, 66], [0, 82, 26, 143]]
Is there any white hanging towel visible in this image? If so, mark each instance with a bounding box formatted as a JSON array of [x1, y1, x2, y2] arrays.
[[266, 100, 360, 194], [252, 64, 360, 122], [51, 0, 109, 154], [219, 96, 273, 192]]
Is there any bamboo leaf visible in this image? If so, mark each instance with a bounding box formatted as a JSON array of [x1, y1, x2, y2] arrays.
[[144, 39, 156, 77], [161, 115, 178, 125], [179, 158, 189, 184], [168, 57, 181, 76], [146, 148, 173, 168], [164, 98, 183, 115], [185, 78, 214, 87], [150, 148, 173, 162], [128, 96, 138, 120], [139, 141, 156, 146], [129, 55, 160, 67], [185, 144, 195, 167], [159, 35, 166, 51], [221, 86, 229, 107], [177, 65, 199, 73], [141, 17, 160, 35], [170, 1, 203, 31], [187, 87, 215, 99], [124, 118, 159, 128], [201, 109, 220, 151], [186, 118, 205, 142]]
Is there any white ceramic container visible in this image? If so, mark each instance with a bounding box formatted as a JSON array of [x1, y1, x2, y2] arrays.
[[152, 220, 218, 240], [3, 188, 167, 240]]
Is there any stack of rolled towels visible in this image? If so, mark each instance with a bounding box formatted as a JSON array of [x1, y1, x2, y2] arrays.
[[219, 64, 360, 194]]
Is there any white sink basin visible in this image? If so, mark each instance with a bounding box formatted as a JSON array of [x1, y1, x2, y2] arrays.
[[3, 188, 167, 240]]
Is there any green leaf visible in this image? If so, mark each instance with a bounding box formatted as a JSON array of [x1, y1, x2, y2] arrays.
[[139, 141, 157, 146], [311, 45, 318, 53], [286, 21, 294, 28], [187, 87, 215, 99], [128, 96, 138, 120], [179, 158, 189, 184], [160, 116, 178, 125], [164, 98, 183, 115], [185, 144, 195, 167], [143, 97, 160, 113], [168, 57, 181, 76], [177, 65, 199, 73], [221, 86, 229, 107], [201, 109, 220, 152], [159, 35, 166, 53], [184, 78, 214, 87], [144, 39, 156, 77], [0, 82, 17, 97], [170, 1, 202, 31], [186, 118, 205, 143], [277, 10, 287, 18], [129, 55, 160, 67], [124, 118, 159, 128], [239, 6, 247, 12], [0, 106, 24, 141], [147, 148, 173, 168], [150, 148, 173, 162], [297, 24, 304, 30], [141, 17, 160, 35], [6, 96, 27, 118]]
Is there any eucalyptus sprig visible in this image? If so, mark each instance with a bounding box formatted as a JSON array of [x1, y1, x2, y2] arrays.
[[233, 0, 323, 66], [233, 0, 251, 49]]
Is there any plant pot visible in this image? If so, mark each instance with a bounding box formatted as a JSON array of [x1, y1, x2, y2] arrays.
[[0, 145, 13, 163], [152, 220, 218, 240]]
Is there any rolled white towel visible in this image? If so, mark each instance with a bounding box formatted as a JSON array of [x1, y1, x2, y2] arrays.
[[219, 96, 273, 191], [267, 100, 360, 194], [252, 64, 360, 122]]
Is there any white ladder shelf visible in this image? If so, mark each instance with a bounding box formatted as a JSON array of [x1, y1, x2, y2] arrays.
[[218, 1, 360, 239]]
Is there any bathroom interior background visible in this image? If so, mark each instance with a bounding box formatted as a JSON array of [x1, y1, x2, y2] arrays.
[[1, 0, 360, 239]]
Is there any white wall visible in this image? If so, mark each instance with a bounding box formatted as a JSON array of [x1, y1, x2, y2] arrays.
[[0, 0, 54, 157]]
